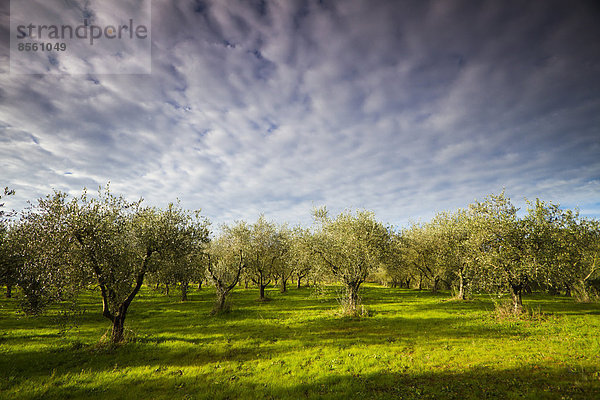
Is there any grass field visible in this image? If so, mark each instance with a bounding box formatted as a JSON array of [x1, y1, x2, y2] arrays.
[[1, 285, 599, 399]]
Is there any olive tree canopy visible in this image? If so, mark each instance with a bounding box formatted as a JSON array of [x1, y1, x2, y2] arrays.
[[311, 207, 390, 314]]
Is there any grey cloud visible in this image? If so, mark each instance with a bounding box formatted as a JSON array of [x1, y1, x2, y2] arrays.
[[1, 0, 599, 227]]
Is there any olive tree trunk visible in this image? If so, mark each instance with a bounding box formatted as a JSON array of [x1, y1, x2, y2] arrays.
[[343, 280, 362, 315], [96, 257, 150, 344], [214, 290, 227, 314], [180, 281, 189, 301], [510, 283, 523, 313], [432, 277, 440, 293], [259, 283, 266, 299], [111, 307, 128, 344], [457, 267, 467, 300]]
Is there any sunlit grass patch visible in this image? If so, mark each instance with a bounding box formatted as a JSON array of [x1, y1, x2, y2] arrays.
[[1, 285, 599, 399]]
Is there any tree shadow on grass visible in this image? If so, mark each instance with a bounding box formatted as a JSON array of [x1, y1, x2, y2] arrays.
[[3, 286, 598, 397], [279, 366, 599, 400], [0, 340, 285, 382], [404, 291, 600, 316], [2, 286, 599, 400], [8, 365, 599, 400], [0, 286, 536, 376], [0, 309, 530, 390]]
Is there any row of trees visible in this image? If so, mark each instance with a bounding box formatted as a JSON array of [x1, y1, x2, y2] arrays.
[[1, 186, 599, 343], [386, 193, 600, 311]]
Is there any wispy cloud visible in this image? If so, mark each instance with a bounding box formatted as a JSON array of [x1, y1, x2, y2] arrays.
[[1, 0, 599, 227]]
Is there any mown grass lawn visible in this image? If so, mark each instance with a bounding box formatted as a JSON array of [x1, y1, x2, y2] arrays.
[[1, 285, 599, 399]]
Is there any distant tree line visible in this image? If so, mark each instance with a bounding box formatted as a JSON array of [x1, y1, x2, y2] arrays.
[[0, 185, 598, 343], [384, 193, 599, 311]]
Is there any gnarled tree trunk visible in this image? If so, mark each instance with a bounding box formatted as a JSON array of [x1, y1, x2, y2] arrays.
[[206, 251, 243, 314], [259, 283, 266, 299], [257, 270, 270, 300], [432, 277, 440, 293], [344, 280, 362, 314], [96, 255, 150, 344], [180, 281, 189, 301], [111, 307, 128, 344], [214, 290, 227, 314], [457, 267, 467, 300], [510, 282, 523, 313]]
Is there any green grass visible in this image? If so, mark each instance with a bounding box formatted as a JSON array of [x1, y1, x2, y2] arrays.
[[1, 285, 599, 399]]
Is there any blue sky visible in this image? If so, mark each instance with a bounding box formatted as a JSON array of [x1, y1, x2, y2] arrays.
[[1, 0, 599, 228]]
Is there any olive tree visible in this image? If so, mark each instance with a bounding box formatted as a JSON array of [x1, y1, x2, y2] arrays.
[[402, 222, 449, 292], [245, 215, 285, 300], [73, 190, 207, 343], [288, 227, 315, 289], [381, 232, 411, 288], [205, 223, 245, 314], [272, 225, 294, 293], [0, 187, 16, 297], [11, 186, 207, 343], [526, 199, 599, 299], [427, 209, 478, 299], [10, 192, 90, 314], [0, 225, 14, 298], [147, 210, 210, 302], [311, 207, 390, 314], [468, 192, 533, 312]]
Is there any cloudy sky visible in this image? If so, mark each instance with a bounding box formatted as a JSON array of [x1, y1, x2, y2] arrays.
[[1, 0, 599, 227]]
